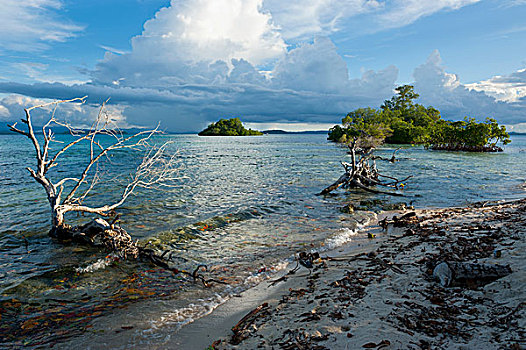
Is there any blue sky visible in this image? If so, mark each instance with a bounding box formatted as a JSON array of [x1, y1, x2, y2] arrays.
[[0, 0, 525, 132]]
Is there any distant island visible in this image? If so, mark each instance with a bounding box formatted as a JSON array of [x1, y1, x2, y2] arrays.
[[263, 130, 327, 135], [198, 117, 263, 136]]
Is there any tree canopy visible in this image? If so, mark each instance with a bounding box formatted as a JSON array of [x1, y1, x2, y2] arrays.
[[328, 85, 510, 152], [198, 117, 263, 136]]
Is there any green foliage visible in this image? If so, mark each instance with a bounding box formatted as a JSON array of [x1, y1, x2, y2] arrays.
[[198, 117, 263, 136], [328, 85, 511, 151], [429, 117, 510, 151], [328, 107, 392, 147], [381, 84, 420, 112]]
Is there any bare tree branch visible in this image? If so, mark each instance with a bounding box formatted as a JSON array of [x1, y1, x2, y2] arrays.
[[10, 96, 179, 232], [320, 137, 409, 196]]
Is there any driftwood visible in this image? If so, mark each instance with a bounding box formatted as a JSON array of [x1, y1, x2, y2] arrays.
[[389, 147, 402, 162], [379, 212, 419, 230], [320, 138, 411, 196], [432, 261, 512, 287], [72, 217, 226, 287], [72, 217, 140, 259], [231, 303, 269, 344], [369, 147, 402, 163]]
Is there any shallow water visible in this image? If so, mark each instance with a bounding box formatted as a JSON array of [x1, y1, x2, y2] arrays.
[[0, 133, 524, 348]]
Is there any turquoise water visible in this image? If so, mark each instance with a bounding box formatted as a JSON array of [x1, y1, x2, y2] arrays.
[[0, 133, 525, 348]]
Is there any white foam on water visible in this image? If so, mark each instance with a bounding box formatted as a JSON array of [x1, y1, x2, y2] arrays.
[[322, 227, 359, 251], [75, 253, 119, 273], [129, 214, 377, 339], [145, 259, 290, 332], [148, 294, 229, 331], [321, 214, 376, 252]]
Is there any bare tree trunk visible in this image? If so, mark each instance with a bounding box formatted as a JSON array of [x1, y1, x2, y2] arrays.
[[9, 97, 180, 241], [8, 97, 230, 287], [320, 138, 410, 196]]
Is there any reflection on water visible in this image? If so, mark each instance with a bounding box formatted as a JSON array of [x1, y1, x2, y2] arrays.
[[0, 133, 524, 348]]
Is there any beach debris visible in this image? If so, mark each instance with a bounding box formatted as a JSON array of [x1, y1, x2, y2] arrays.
[[330, 269, 368, 300], [209, 199, 524, 350], [71, 218, 140, 259], [141, 247, 227, 287], [320, 137, 411, 196], [278, 329, 329, 350], [432, 261, 512, 287], [299, 252, 314, 269], [289, 251, 322, 274], [340, 203, 355, 213], [268, 251, 326, 286], [230, 303, 269, 345], [380, 212, 419, 230], [362, 339, 391, 349]]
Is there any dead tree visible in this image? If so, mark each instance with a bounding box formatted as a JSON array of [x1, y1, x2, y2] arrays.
[[320, 138, 411, 196], [389, 147, 402, 163], [8, 97, 178, 238], [9, 97, 225, 286]]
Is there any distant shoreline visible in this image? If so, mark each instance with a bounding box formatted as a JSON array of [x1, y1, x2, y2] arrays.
[[1, 129, 524, 136], [0, 130, 329, 135]]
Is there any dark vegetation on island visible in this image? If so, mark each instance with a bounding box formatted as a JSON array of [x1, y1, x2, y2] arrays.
[[198, 117, 263, 136], [328, 85, 511, 152]]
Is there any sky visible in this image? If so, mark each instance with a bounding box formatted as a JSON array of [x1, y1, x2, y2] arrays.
[[0, 0, 525, 132]]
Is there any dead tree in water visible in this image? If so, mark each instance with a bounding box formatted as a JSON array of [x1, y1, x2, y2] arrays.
[[320, 138, 411, 196], [8, 97, 178, 239], [9, 98, 224, 286]]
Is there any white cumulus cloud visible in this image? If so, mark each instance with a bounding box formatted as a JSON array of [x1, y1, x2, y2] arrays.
[[466, 69, 526, 103], [272, 37, 350, 93], [413, 50, 525, 124], [0, 0, 523, 131], [92, 0, 287, 87]]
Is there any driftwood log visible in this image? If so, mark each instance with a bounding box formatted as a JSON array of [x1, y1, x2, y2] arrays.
[[320, 138, 411, 196], [230, 303, 270, 345], [432, 261, 512, 287]]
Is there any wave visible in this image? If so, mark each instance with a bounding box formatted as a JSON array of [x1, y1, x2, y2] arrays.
[[143, 213, 377, 334], [321, 212, 376, 251]]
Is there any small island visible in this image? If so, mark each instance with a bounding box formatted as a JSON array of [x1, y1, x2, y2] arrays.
[[198, 117, 263, 136], [328, 85, 511, 152]]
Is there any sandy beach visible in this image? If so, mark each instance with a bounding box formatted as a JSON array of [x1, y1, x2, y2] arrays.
[[172, 198, 525, 350]]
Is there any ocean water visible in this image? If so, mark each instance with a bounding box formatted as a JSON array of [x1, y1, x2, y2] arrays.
[[0, 133, 524, 348]]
